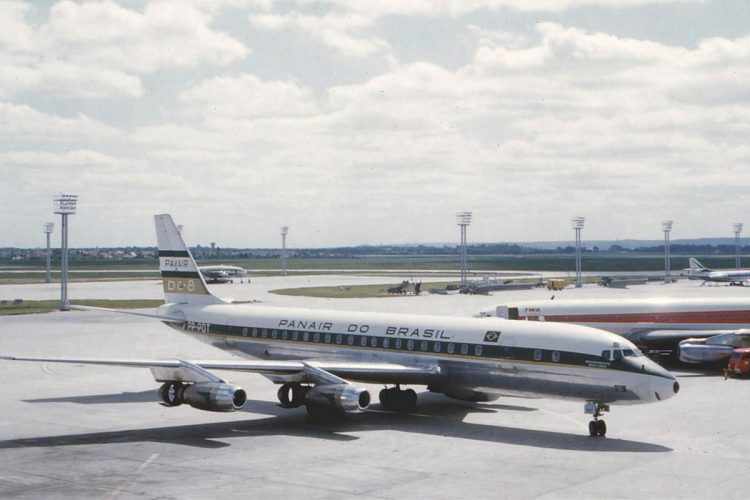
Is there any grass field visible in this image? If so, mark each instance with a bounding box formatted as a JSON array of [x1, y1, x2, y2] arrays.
[[0, 299, 164, 316]]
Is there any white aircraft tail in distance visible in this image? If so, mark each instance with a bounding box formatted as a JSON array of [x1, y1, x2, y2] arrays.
[[1, 214, 680, 438]]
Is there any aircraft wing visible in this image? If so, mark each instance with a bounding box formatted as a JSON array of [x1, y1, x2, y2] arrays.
[[0, 355, 440, 385]]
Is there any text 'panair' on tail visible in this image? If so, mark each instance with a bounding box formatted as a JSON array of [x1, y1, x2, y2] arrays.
[[155, 214, 224, 305]]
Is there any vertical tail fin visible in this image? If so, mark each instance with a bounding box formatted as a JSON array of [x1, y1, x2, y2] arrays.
[[155, 214, 224, 305], [689, 257, 708, 271]]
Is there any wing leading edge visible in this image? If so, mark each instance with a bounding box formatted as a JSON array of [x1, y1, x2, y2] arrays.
[[0, 355, 440, 385]]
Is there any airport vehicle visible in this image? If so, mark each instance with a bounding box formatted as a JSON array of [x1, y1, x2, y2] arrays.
[[0, 215, 679, 437], [685, 258, 750, 285], [200, 268, 231, 284], [199, 265, 248, 284], [478, 297, 750, 360], [726, 348, 750, 376], [678, 331, 750, 365]]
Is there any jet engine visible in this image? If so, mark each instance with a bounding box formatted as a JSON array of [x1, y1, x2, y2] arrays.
[[159, 381, 247, 412], [305, 384, 371, 413]]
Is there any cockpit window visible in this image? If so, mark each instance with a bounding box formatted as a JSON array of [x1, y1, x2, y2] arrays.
[[613, 350, 623, 362], [601, 350, 611, 361]]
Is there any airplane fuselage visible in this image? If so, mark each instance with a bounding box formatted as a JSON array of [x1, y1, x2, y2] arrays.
[[160, 302, 678, 406]]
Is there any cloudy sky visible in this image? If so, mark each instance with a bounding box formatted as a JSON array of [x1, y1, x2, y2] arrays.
[[1, 0, 748, 248]]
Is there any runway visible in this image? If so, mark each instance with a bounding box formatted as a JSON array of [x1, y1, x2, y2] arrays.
[[1, 278, 749, 499]]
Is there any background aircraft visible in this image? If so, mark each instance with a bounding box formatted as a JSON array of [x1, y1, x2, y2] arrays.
[[478, 297, 750, 364], [684, 258, 750, 285], [199, 265, 249, 284]]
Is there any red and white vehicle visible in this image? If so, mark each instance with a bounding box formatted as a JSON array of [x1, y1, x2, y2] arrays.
[[478, 297, 750, 361], [727, 348, 750, 376]]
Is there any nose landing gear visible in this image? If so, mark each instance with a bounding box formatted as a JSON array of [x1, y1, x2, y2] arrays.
[[585, 401, 609, 437]]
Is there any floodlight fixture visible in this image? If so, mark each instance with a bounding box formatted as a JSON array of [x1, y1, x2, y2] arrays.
[[734, 222, 744, 269], [571, 216, 585, 288], [54, 194, 78, 310], [456, 212, 473, 286], [662, 220, 674, 283], [281, 226, 289, 276], [43, 222, 54, 283]]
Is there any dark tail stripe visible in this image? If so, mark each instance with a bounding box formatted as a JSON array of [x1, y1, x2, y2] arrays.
[[161, 271, 202, 278], [159, 250, 190, 257]]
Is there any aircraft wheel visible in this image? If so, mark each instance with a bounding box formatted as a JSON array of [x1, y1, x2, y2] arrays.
[[588, 421, 597, 437], [597, 420, 607, 437], [401, 389, 418, 411]]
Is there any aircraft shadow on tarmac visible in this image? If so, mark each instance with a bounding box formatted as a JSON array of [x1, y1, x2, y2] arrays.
[[10, 391, 672, 453]]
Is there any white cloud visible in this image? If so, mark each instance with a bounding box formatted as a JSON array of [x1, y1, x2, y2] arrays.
[[0, 1, 249, 99], [179, 74, 318, 118], [0, 102, 119, 144], [250, 12, 390, 57]]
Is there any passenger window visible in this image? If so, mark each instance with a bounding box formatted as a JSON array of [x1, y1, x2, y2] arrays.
[[552, 351, 560, 362], [475, 345, 483, 356], [434, 342, 441, 353], [407, 340, 415, 351], [347, 335, 354, 345], [271, 330, 278, 339], [360, 336, 367, 347], [303, 332, 309, 342], [313, 333, 320, 343], [534, 349, 542, 361], [420, 340, 429, 351], [601, 350, 610, 361], [324, 334, 331, 344], [460, 344, 469, 355], [395, 339, 402, 349], [383, 338, 390, 348], [281, 330, 288, 340], [242, 328, 248, 337], [371, 337, 377, 347], [335, 334, 342, 344], [447, 343, 455, 354], [292, 331, 299, 341]]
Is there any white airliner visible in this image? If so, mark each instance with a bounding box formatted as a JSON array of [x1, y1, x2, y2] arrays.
[[0, 215, 679, 437], [685, 258, 750, 285]]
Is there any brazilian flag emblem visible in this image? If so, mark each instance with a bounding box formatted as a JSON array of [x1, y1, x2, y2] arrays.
[[483, 331, 501, 342]]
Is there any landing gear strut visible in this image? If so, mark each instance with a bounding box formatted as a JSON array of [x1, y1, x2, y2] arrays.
[[379, 385, 417, 412], [585, 401, 609, 437]]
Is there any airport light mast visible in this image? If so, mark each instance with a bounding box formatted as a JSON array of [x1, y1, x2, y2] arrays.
[[281, 226, 289, 276], [571, 216, 585, 288], [733, 222, 743, 270], [662, 220, 673, 283], [456, 211, 472, 286], [43, 223, 54, 284], [53, 194, 78, 311]]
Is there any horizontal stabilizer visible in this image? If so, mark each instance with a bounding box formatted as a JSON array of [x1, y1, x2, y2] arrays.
[[69, 304, 184, 323]]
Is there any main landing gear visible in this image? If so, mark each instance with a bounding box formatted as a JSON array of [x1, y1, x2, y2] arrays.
[[585, 401, 609, 438], [379, 385, 417, 412]]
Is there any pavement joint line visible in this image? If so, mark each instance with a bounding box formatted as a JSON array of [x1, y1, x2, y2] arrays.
[[105, 452, 160, 500]]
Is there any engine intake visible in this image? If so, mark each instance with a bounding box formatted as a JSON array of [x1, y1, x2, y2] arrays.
[[159, 382, 247, 412], [305, 384, 370, 413]]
